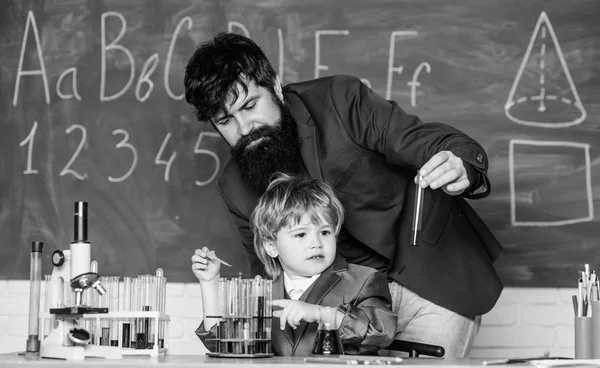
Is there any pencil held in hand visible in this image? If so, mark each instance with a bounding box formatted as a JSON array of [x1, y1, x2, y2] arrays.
[[216, 257, 232, 267], [192, 247, 230, 282]]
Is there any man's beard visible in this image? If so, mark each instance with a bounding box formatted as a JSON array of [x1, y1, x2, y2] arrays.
[[230, 98, 303, 194]]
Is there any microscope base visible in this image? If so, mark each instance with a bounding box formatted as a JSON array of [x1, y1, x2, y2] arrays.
[[40, 318, 122, 360]]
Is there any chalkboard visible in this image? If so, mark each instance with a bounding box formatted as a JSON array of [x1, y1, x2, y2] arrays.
[[0, 0, 598, 287]]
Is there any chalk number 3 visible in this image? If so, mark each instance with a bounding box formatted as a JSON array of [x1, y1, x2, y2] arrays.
[[109, 129, 138, 182]]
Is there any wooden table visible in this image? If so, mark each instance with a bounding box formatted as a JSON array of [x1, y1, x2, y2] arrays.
[[0, 354, 525, 368]]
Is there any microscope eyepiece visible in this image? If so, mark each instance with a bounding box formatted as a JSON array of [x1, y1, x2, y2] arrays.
[[73, 201, 88, 242]]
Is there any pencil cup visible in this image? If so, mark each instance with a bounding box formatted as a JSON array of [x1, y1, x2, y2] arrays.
[[575, 316, 593, 358], [592, 301, 600, 358]]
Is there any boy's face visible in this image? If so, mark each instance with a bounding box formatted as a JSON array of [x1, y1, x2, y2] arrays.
[[267, 213, 337, 280]]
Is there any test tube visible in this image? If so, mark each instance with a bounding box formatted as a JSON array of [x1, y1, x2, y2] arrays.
[[411, 173, 425, 247], [136, 275, 150, 349], [98, 276, 110, 346], [217, 277, 227, 353], [26, 241, 43, 353], [130, 277, 140, 348], [85, 261, 99, 344], [255, 277, 265, 353], [241, 279, 250, 354], [108, 276, 120, 346], [43, 275, 51, 339], [147, 275, 157, 349], [121, 277, 132, 348], [264, 279, 273, 354], [230, 277, 240, 353], [250, 277, 258, 353], [217, 278, 226, 318], [155, 269, 166, 349], [63, 276, 73, 308]]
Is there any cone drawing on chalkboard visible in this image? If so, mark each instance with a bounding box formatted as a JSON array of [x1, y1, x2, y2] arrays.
[[505, 11, 586, 128]]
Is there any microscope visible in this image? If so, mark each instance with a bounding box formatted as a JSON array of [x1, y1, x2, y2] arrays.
[[39, 201, 122, 360]]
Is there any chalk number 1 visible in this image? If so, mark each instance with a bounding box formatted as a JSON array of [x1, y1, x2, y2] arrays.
[[19, 121, 39, 175]]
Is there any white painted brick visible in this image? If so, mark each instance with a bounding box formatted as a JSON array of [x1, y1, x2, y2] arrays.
[[0, 296, 29, 316], [168, 319, 185, 339], [167, 283, 185, 297], [184, 319, 204, 341], [482, 304, 519, 326], [166, 296, 203, 318], [168, 338, 209, 355], [185, 283, 203, 297], [522, 304, 573, 326], [0, 337, 23, 355], [498, 288, 558, 304], [0, 280, 8, 296], [556, 325, 575, 348], [558, 288, 579, 304], [7, 280, 30, 295], [474, 326, 555, 348], [4, 316, 28, 338]]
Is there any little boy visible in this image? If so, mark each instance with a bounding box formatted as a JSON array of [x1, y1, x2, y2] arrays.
[[192, 173, 396, 356]]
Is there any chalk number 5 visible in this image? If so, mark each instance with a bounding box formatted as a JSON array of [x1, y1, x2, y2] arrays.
[[194, 132, 220, 186]]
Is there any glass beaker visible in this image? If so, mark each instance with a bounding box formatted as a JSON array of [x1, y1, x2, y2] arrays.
[[312, 307, 344, 355]]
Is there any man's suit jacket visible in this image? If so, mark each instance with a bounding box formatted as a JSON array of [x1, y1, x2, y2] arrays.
[[196, 256, 397, 356], [217, 75, 503, 317]]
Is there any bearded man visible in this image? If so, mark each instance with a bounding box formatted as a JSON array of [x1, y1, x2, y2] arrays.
[[184, 32, 503, 358]]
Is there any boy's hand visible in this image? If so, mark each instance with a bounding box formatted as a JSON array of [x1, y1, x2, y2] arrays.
[[272, 299, 322, 330], [191, 246, 221, 283]]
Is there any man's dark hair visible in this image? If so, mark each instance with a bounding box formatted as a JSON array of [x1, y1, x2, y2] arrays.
[[184, 32, 279, 122]]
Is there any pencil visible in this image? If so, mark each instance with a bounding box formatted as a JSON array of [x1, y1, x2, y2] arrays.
[[216, 257, 232, 267]]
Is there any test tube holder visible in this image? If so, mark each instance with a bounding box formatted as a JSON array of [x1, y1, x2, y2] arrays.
[[206, 315, 273, 358], [40, 310, 170, 358]]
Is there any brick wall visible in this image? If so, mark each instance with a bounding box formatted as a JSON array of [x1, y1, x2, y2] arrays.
[[0, 281, 576, 358]]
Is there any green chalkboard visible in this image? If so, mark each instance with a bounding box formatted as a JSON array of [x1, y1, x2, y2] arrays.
[[0, 0, 598, 286]]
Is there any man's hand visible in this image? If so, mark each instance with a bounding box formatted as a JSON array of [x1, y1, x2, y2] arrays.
[[191, 246, 221, 283], [416, 150, 469, 196], [272, 299, 322, 330]]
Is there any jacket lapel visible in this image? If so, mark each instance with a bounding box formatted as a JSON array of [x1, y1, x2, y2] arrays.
[[272, 276, 295, 351], [299, 121, 324, 181], [291, 256, 347, 353], [285, 92, 323, 181]]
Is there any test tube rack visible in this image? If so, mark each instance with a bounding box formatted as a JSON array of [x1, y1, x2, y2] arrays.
[[39, 310, 170, 357], [206, 276, 273, 358], [207, 315, 273, 358]]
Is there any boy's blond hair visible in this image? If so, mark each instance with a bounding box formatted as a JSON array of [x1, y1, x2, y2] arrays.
[[250, 172, 345, 279]]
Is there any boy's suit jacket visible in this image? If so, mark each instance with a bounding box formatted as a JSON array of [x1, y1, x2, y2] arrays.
[[271, 256, 396, 356], [217, 75, 503, 318], [195, 256, 396, 356]]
